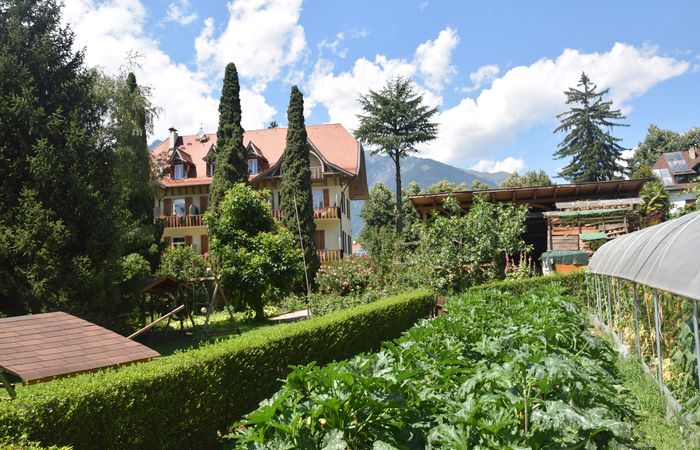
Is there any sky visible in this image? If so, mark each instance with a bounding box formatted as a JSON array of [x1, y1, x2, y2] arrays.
[[61, 0, 700, 178]]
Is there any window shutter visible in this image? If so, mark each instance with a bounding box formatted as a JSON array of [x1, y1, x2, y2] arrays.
[[315, 230, 325, 250], [200, 196, 208, 213], [323, 189, 330, 208], [185, 197, 192, 215], [185, 235, 192, 246], [201, 234, 209, 254], [164, 236, 172, 247], [163, 198, 172, 217]]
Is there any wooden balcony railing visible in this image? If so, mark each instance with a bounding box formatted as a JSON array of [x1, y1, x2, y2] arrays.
[[310, 166, 323, 180], [271, 207, 340, 220], [318, 249, 343, 264], [159, 214, 205, 228]]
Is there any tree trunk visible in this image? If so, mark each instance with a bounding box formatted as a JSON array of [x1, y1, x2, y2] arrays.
[[394, 154, 403, 234]]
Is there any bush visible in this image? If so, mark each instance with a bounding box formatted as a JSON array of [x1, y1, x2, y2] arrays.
[[316, 257, 374, 296], [157, 245, 208, 279], [0, 290, 434, 450]]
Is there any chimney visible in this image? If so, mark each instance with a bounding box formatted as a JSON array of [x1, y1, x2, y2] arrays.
[[690, 146, 697, 160], [168, 127, 178, 149]]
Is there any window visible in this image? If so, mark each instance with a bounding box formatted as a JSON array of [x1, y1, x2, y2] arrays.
[[173, 198, 185, 217], [312, 189, 324, 209], [174, 164, 185, 179], [207, 162, 214, 177], [248, 159, 258, 174], [314, 229, 325, 250], [341, 192, 345, 215], [346, 198, 351, 215], [173, 237, 186, 247]]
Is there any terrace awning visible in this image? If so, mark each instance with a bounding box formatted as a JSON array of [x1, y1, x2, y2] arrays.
[[588, 210, 700, 300]]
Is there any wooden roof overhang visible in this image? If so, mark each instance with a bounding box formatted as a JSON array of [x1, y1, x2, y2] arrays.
[[409, 179, 648, 217]]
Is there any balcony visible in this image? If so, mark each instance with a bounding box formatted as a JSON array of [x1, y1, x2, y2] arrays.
[[159, 214, 205, 228], [271, 207, 340, 220], [310, 166, 323, 180], [318, 249, 343, 264]]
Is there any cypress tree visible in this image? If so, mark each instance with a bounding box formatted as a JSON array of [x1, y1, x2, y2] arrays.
[[280, 86, 320, 279], [554, 72, 628, 182], [210, 62, 248, 207], [0, 0, 124, 325]]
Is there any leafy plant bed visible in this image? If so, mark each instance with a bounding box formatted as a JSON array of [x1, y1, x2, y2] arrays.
[[226, 282, 657, 448]]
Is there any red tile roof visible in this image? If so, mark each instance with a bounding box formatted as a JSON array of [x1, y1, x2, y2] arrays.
[[0, 312, 159, 383], [151, 124, 362, 188]]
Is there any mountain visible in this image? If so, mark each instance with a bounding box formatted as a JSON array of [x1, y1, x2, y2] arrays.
[[148, 139, 162, 150], [351, 154, 512, 235]]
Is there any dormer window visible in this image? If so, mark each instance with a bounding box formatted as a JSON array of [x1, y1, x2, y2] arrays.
[[248, 159, 259, 174], [174, 164, 185, 180]]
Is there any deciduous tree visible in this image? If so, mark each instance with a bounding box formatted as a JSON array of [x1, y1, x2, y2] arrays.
[[355, 77, 438, 233], [499, 170, 553, 188], [554, 72, 627, 182]]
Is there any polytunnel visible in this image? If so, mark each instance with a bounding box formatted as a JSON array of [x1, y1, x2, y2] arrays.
[[589, 210, 700, 300], [587, 210, 700, 417]]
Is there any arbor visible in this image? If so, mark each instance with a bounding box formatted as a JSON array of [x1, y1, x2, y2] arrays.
[[554, 72, 627, 182], [207, 184, 300, 320], [355, 76, 438, 233], [499, 170, 553, 188], [280, 86, 320, 281], [0, 0, 125, 324], [210, 62, 248, 208]]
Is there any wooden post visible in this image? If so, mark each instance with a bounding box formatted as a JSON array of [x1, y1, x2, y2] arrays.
[[128, 304, 185, 339]]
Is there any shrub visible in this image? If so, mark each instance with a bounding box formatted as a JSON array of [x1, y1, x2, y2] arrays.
[[316, 257, 374, 296], [0, 290, 434, 450], [157, 245, 208, 279]]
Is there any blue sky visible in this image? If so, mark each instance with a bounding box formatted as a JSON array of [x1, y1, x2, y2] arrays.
[[62, 0, 700, 178]]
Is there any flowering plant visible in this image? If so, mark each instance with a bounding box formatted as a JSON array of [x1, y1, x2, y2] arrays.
[[316, 257, 374, 296]]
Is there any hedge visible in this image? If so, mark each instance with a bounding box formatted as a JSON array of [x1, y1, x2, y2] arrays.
[[0, 290, 434, 450], [468, 272, 586, 299]]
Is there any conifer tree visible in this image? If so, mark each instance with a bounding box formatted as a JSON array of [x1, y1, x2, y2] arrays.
[[554, 72, 627, 182], [0, 0, 124, 325], [280, 86, 320, 279], [210, 62, 247, 207]]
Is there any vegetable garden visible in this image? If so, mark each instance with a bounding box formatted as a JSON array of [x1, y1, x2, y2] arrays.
[[225, 279, 686, 449]]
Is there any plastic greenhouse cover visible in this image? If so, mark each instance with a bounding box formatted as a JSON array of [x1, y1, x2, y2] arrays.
[[588, 210, 700, 300]]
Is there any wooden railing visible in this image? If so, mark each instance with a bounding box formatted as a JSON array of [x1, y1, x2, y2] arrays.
[[271, 207, 340, 220], [318, 249, 343, 264], [310, 166, 323, 180], [159, 214, 205, 228]]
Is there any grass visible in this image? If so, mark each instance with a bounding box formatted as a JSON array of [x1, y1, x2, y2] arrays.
[[616, 355, 690, 449]]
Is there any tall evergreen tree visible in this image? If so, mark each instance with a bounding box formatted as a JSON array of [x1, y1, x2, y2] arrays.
[[210, 62, 247, 207], [280, 86, 320, 279], [355, 76, 438, 233], [0, 0, 125, 325], [554, 72, 628, 182]]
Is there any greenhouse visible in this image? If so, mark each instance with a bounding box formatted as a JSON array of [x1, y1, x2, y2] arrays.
[[587, 210, 700, 432]]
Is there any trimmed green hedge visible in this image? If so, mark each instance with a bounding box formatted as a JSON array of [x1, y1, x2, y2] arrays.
[[0, 290, 434, 450], [468, 272, 586, 299]]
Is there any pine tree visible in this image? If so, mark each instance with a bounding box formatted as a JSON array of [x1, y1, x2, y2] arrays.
[[280, 86, 320, 280], [0, 0, 125, 325], [210, 62, 247, 207], [554, 72, 628, 182], [355, 76, 438, 233]]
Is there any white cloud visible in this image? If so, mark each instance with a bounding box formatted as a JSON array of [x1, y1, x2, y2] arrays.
[[63, 0, 277, 139], [195, 0, 306, 92], [414, 27, 459, 91], [470, 157, 524, 173], [166, 0, 197, 25], [424, 43, 689, 166], [460, 64, 500, 93], [318, 32, 347, 59]]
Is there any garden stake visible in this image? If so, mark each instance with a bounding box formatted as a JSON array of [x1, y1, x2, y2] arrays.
[[606, 276, 613, 327], [632, 283, 641, 358], [693, 299, 700, 390], [615, 278, 622, 333], [596, 275, 603, 323], [652, 289, 663, 388]]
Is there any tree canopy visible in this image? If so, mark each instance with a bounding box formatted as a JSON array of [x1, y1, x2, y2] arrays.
[[0, 0, 127, 325], [207, 184, 300, 320], [499, 170, 553, 188], [355, 76, 438, 233], [280, 86, 319, 281], [210, 62, 248, 208], [553, 72, 627, 182]]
